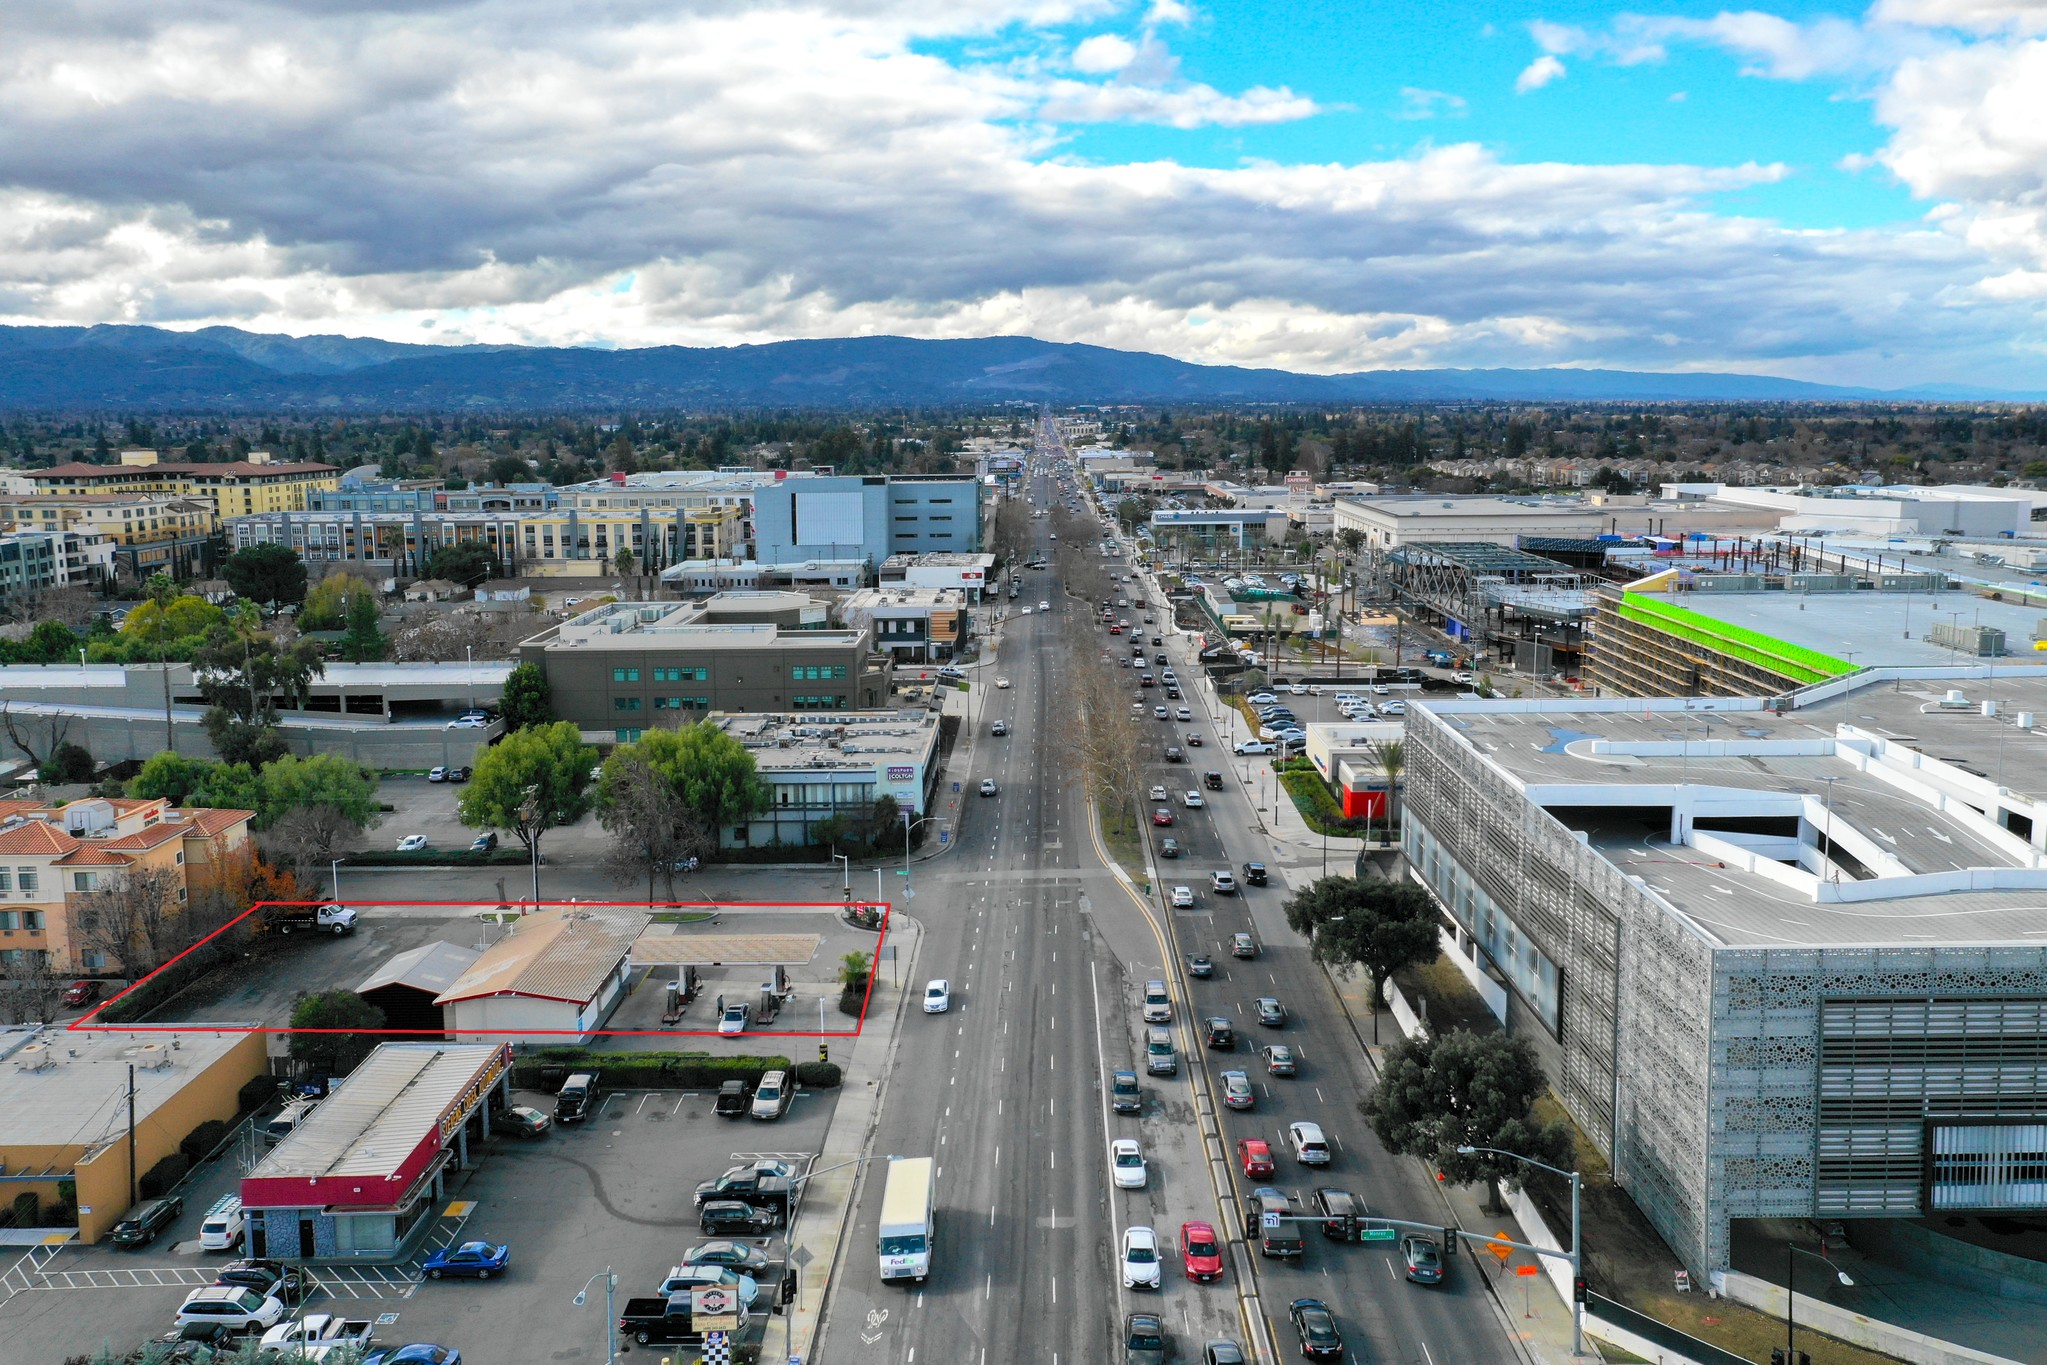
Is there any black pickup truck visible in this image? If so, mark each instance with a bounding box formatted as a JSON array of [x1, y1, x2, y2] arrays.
[[712, 1080, 752, 1118], [692, 1161, 794, 1211], [617, 1294, 703, 1346]]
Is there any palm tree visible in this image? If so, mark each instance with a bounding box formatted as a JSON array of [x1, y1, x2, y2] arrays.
[[1371, 740, 1405, 848]]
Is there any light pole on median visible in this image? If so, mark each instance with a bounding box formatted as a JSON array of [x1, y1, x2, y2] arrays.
[[1458, 1145, 1585, 1358], [1785, 1242, 1855, 1365], [570, 1268, 618, 1365], [830, 850, 850, 903]]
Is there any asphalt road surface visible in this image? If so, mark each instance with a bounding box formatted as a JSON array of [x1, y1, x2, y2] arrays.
[[815, 424, 1530, 1365]]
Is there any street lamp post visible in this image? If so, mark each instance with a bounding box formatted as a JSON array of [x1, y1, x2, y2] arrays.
[[830, 850, 850, 903], [570, 1268, 618, 1365], [1458, 1145, 1584, 1358], [776, 1155, 900, 1363], [1785, 1243, 1855, 1365]]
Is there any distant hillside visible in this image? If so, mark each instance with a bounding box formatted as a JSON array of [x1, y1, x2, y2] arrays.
[[0, 325, 2026, 409]]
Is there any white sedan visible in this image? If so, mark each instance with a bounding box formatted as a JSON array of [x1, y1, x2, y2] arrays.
[[1019, 606, 1033, 615], [395, 834, 428, 852], [1038, 600, 1050, 611], [1149, 784, 1169, 802], [1170, 886, 1195, 908], [1182, 791, 1204, 808], [996, 677, 1012, 689], [1120, 1225, 1162, 1289], [923, 979, 951, 1013], [1111, 1138, 1148, 1189]]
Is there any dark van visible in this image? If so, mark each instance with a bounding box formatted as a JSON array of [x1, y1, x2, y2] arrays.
[[556, 1072, 599, 1123]]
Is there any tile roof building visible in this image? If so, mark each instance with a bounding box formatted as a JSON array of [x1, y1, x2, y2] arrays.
[[27, 453, 340, 519], [0, 796, 255, 976]]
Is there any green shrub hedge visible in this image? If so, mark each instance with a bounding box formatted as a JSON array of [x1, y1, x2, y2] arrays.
[[511, 1049, 792, 1091], [344, 847, 534, 867], [139, 1153, 188, 1199], [1280, 767, 1372, 838], [793, 1061, 842, 1088], [239, 1075, 281, 1112], [179, 1120, 230, 1166]]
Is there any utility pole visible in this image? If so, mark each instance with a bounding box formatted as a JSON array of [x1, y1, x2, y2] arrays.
[[127, 1063, 138, 1209]]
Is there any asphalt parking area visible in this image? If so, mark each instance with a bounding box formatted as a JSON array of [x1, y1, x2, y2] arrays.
[[0, 1083, 837, 1363]]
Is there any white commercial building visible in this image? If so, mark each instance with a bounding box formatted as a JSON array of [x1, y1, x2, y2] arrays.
[[1333, 495, 1608, 550]]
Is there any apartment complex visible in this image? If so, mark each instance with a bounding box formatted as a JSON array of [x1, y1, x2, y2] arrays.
[[27, 450, 339, 520], [0, 493, 217, 582], [518, 597, 893, 742], [1402, 675, 2047, 1278], [0, 796, 254, 975]]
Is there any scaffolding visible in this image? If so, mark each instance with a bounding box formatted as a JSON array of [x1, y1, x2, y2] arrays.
[[1383, 541, 1594, 672]]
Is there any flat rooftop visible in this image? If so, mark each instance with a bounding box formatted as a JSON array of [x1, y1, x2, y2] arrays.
[[0, 1027, 255, 1154], [710, 710, 939, 770], [1425, 674, 2047, 949], [1641, 588, 2047, 670]]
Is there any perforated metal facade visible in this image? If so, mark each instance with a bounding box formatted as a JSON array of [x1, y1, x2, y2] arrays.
[[1404, 703, 2047, 1275]]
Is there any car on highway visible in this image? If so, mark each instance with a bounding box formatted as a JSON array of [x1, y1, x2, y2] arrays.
[[996, 676, 1012, 688], [1230, 932, 1259, 958], [1219, 1070, 1254, 1110], [1153, 808, 1174, 826], [717, 1003, 751, 1036], [1149, 784, 1169, 801], [1176, 707, 1192, 722], [1039, 601, 1050, 611], [1019, 606, 1032, 615], [923, 979, 951, 1013], [1203, 769, 1224, 789], [1234, 740, 1276, 755], [1242, 861, 1268, 886], [1200, 1342, 1247, 1365], [1312, 1187, 1366, 1241], [1237, 1138, 1275, 1178], [979, 778, 998, 796], [681, 1241, 772, 1274], [1210, 870, 1236, 895], [1121, 1226, 1162, 1289], [1181, 1221, 1224, 1282], [1185, 952, 1212, 977], [1124, 1312, 1167, 1365], [395, 834, 428, 852], [1111, 1138, 1148, 1189], [1110, 1069, 1142, 1114], [991, 719, 1008, 736], [1152, 705, 1169, 720], [1402, 1233, 1445, 1284], [1255, 997, 1287, 1027], [1288, 1121, 1332, 1166], [1181, 790, 1204, 808], [1262, 1044, 1298, 1075], [1139, 674, 1155, 687], [497, 1104, 551, 1138], [1158, 837, 1181, 858], [1185, 733, 1203, 746], [1145, 1028, 1177, 1075], [1288, 1299, 1343, 1358], [1170, 886, 1194, 908], [422, 1241, 509, 1280], [1164, 745, 1183, 763]]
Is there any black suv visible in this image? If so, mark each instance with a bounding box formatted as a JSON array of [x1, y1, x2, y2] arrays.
[[699, 1200, 779, 1236], [1311, 1187, 1366, 1241], [1110, 1069, 1142, 1115], [1164, 746, 1184, 763], [1204, 1017, 1235, 1050], [109, 1196, 183, 1248], [1241, 861, 1268, 886]]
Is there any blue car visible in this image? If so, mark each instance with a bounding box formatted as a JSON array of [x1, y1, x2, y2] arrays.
[[364, 1348, 460, 1365], [422, 1241, 509, 1280]]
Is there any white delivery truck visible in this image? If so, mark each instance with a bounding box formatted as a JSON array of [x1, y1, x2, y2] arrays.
[[877, 1156, 936, 1284]]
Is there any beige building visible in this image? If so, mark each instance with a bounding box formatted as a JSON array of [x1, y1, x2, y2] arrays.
[[30, 451, 339, 520], [435, 906, 643, 1043], [0, 1025, 267, 1244], [0, 797, 255, 975]]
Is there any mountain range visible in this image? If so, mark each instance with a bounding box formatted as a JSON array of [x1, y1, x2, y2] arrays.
[[0, 324, 2032, 409]]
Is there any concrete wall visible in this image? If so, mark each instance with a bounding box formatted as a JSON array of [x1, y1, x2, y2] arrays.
[[446, 994, 580, 1044], [1717, 1269, 2022, 1365], [1855, 1219, 2047, 1306]]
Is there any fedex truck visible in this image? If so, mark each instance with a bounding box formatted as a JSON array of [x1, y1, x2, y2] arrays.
[[878, 1157, 936, 1284]]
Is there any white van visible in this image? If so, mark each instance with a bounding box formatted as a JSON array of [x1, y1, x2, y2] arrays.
[[878, 1156, 937, 1283], [199, 1194, 244, 1252]]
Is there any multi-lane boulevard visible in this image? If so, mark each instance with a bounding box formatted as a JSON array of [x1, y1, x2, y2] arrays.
[[817, 425, 1534, 1365]]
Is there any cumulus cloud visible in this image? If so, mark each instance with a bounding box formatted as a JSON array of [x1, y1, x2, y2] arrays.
[[1394, 87, 1468, 120], [1071, 33, 1138, 72], [0, 0, 2041, 386], [1516, 55, 1567, 92]]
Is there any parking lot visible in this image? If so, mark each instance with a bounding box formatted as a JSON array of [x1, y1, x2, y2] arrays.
[[0, 1082, 838, 1363]]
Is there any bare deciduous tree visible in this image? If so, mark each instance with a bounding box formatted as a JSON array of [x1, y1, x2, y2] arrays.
[[259, 805, 367, 891], [71, 866, 183, 976], [0, 949, 63, 1026], [0, 701, 73, 776], [597, 753, 713, 902]]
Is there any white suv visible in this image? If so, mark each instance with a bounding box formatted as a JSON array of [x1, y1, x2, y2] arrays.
[[1288, 1120, 1332, 1166]]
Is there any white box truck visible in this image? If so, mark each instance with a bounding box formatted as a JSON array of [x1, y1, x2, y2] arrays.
[[878, 1156, 935, 1284]]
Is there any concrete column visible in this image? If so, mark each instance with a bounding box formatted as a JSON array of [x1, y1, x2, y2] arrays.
[[455, 1125, 469, 1169]]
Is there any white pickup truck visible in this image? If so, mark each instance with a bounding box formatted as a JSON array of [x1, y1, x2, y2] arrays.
[[258, 1314, 377, 1359], [261, 903, 358, 936]]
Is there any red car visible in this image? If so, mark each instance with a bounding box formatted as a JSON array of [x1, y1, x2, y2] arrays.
[[1237, 1138, 1275, 1178], [61, 980, 104, 1008], [1152, 808, 1174, 827], [1109, 625, 1123, 635], [1181, 1221, 1224, 1282]]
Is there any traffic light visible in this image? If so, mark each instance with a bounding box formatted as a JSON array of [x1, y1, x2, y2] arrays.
[[1443, 1227, 1459, 1251], [1573, 1276, 1588, 1305]]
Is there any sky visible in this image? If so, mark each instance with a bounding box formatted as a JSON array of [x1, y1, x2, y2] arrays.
[[2, 0, 2046, 388]]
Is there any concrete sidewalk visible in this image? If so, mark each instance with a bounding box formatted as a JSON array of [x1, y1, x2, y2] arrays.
[[781, 911, 923, 1364]]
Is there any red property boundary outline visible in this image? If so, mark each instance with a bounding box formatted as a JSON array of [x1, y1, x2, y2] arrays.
[[67, 898, 889, 1039]]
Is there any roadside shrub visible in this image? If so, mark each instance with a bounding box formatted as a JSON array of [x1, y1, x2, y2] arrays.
[[180, 1120, 230, 1166], [138, 1153, 189, 1199], [3, 1191, 37, 1227], [238, 1075, 281, 1112], [793, 1061, 841, 1089]]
